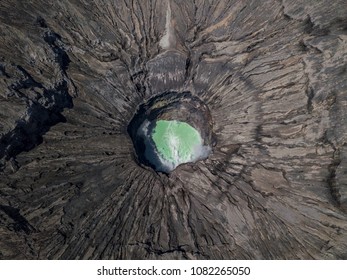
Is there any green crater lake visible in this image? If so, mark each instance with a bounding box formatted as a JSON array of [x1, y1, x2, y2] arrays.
[[152, 120, 203, 166]]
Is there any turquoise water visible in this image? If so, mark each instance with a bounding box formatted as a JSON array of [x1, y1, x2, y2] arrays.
[[152, 120, 202, 164], [137, 119, 210, 172]]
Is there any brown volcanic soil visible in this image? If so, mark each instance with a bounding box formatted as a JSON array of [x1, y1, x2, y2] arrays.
[[0, 0, 347, 259]]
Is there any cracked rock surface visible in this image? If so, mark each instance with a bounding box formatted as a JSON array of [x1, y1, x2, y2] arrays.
[[0, 0, 346, 259]]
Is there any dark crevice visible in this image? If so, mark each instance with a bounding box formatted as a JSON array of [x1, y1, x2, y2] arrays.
[[12, 65, 44, 91], [303, 16, 314, 34], [0, 205, 35, 235], [0, 64, 10, 78], [0, 29, 74, 170], [298, 40, 308, 52], [255, 124, 262, 142], [0, 80, 72, 165], [144, 243, 188, 257], [36, 16, 48, 28], [306, 86, 314, 113], [327, 154, 342, 208], [44, 31, 71, 72]]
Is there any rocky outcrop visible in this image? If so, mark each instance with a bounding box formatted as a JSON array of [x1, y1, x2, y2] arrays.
[[0, 0, 346, 259]]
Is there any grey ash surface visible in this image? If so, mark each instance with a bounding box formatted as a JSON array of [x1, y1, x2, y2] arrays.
[[0, 0, 347, 259]]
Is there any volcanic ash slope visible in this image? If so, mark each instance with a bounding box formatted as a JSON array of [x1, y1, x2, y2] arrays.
[[0, 0, 347, 259]]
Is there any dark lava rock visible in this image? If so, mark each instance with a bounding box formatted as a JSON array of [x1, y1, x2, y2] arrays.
[[0, 0, 347, 259]]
